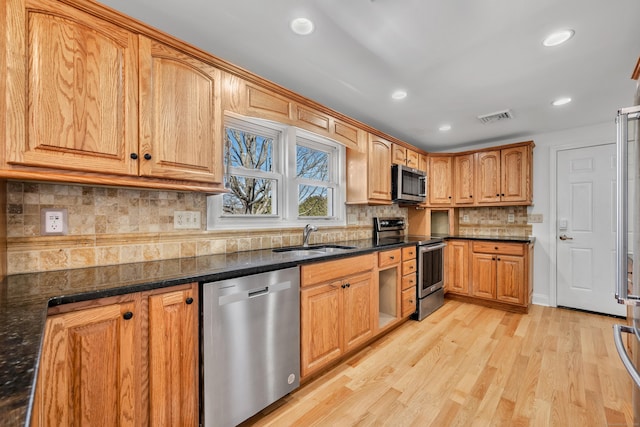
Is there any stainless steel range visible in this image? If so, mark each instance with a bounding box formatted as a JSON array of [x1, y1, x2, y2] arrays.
[[373, 217, 445, 320]]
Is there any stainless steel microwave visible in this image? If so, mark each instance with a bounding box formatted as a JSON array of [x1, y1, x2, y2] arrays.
[[391, 164, 426, 203]]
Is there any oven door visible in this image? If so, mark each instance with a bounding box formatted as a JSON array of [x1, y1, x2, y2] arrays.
[[417, 243, 446, 298]]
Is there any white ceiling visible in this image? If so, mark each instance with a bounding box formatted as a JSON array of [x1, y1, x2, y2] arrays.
[[99, 0, 640, 151]]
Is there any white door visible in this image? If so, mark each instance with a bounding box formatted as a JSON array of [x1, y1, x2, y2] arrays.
[[556, 143, 625, 316]]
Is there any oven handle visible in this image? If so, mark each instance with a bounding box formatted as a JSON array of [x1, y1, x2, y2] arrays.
[[419, 243, 446, 252]]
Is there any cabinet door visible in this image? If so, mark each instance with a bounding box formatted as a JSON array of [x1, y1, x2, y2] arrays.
[[447, 240, 470, 295], [401, 287, 417, 317], [471, 253, 496, 299], [476, 151, 501, 204], [501, 146, 530, 203], [6, 0, 138, 175], [391, 144, 407, 165], [454, 154, 475, 205], [148, 284, 199, 426], [496, 255, 526, 304], [343, 272, 375, 352], [367, 135, 392, 202], [31, 300, 140, 427], [428, 156, 453, 205], [419, 154, 428, 173], [300, 281, 343, 377], [406, 149, 420, 169], [139, 37, 222, 183]]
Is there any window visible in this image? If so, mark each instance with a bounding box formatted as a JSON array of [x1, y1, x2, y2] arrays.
[[207, 114, 345, 229]]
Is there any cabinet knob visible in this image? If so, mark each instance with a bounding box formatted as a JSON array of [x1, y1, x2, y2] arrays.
[[390, 256, 395, 260], [496, 194, 500, 197], [130, 153, 138, 160], [497, 258, 501, 261], [492, 258, 496, 261], [448, 196, 452, 199], [185, 297, 194, 305], [494, 247, 498, 250], [345, 283, 351, 288], [123, 311, 133, 320], [409, 299, 414, 304], [341, 284, 346, 289], [470, 195, 473, 198], [501, 193, 505, 197], [144, 153, 152, 160]]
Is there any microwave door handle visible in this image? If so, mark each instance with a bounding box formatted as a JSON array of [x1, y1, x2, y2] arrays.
[[419, 176, 426, 197]]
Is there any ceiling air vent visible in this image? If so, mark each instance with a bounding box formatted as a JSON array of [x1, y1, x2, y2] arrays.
[[477, 109, 514, 124]]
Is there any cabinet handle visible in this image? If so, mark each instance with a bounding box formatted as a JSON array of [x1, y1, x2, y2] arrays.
[[448, 196, 452, 199], [345, 283, 351, 288], [185, 297, 194, 305], [492, 258, 496, 261], [341, 284, 346, 289], [144, 153, 152, 160], [123, 311, 133, 320], [130, 153, 138, 160], [470, 195, 473, 198], [409, 299, 414, 304], [497, 258, 501, 261], [496, 193, 500, 197], [501, 193, 505, 197], [390, 256, 395, 260], [494, 247, 498, 250]]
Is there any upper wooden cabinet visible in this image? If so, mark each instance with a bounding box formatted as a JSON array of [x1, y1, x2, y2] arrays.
[[138, 37, 222, 183], [454, 154, 474, 205], [346, 133, 392, 205], [6, 0, 139, 176], [428, 155, 453, 206], [223, 74, 365, 151], [476, 144, 532, 205], [392, 144, 420, 169], [5, 0, 224, 190]]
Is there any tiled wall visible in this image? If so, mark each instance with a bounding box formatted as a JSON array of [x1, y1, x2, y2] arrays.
[[6, 182, 406, 274], [457, 206, 532, 237]]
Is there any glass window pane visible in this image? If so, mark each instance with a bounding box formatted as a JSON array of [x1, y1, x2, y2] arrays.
[[225, 127, 273, 171], [299, 185, 330, 217], [223, 176, 275, 215], [297, 145, 328, 181]]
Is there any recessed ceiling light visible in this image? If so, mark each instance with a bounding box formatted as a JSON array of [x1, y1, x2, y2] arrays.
[[391, 90, 407, 100], [543, 29, 575, 47], [290, 18, 314, 35], [439, 124, 452, 132], [552, 97, 572, 106]]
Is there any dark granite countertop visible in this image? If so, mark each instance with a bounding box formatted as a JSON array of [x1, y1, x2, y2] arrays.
[[0, 237, 424, 427], [432, 234, 536, 244]]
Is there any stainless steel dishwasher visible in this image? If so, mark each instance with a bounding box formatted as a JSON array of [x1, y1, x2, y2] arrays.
[[202, 267, 300, 427]]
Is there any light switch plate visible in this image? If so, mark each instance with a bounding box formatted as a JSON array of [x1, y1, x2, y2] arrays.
[[527, 213, 543, 223], [41, 208, 68, 235]]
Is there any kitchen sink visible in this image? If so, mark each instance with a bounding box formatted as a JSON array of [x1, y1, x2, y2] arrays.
[[272, 244, 357, 254]]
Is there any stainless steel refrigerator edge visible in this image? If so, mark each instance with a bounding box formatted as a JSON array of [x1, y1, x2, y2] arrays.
[[613, 78, 640, 424], [202, 267, 300, 427]]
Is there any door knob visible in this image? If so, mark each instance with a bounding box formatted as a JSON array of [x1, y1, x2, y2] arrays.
[[559, 234, 574, 241]]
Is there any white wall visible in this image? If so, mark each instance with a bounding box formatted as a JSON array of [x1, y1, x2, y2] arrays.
[[449, 120, 616, 306]]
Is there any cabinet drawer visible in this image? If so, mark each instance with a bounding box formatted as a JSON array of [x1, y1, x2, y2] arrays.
[[401, 274, 416, 290], [378, 249, 402, 268], [472, 242, 524, 256], [401, 287, 417, 318], [402, 259, 417, 276], [402, 246, 417, 260], [302, 254, 375, 287]]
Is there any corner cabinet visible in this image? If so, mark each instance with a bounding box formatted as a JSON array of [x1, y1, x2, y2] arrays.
[[5, 0, 224, 191], [428, 155, 454, 206], [30, 283, 199, 427], [300, 254, 375, 378]]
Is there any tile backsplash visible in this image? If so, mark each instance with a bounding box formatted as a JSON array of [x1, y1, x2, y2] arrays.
[[457, 206, 532, 237], [6, 182, 406, 274]]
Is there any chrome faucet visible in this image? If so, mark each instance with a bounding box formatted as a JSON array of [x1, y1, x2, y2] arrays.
[[302, 224, 318, 247]]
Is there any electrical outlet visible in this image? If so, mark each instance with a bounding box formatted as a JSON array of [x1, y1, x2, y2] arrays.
[[528, 213, 543, 223], [41, 208, 68, 235], [462, 215, 470, 223], [507, 213, 515, 223], [174, 211, 201, 229]]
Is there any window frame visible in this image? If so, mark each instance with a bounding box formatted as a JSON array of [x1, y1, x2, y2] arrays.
[[207, 114, 346, 230]]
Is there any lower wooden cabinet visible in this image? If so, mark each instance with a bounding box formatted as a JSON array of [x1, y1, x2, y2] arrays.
[[300, 255, 375, 378], [30, 283, 198, 427], [445, 240, 533, 313], [401, 246, 417, 317], [445, 240, 470, 295]]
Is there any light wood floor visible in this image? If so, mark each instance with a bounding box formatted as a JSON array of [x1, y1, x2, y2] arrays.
[[243, 299, 634, 426]]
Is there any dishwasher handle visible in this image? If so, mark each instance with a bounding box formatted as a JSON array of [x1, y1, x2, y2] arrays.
[[217, 280, 292, 306]]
